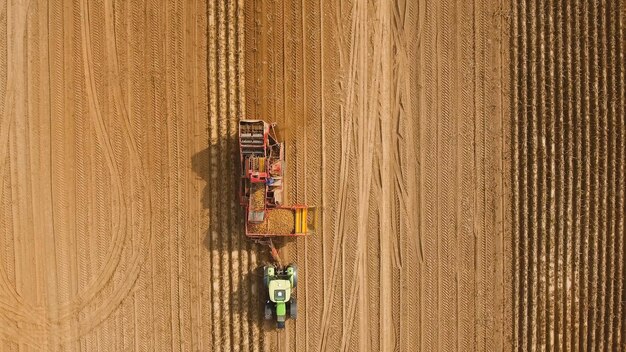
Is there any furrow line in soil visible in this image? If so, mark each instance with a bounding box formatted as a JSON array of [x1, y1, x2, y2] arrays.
[[218, 0, 234, 349], [552, 0, 567, 347], [515, 0, 529, 348], [207, 0, 222, 349], [435, 0, 458, 350], [510, 0, 521, 347], [224, 0, 242, 350], [48, 0, 70, 341], [403, 0, 422, 349], [596, 1, 610, 349], [303, 0, 324, 350], [561, 1, 576, 349], [521, 0, 532, 347], [603, 1, 617, 348], [571, 2, 584, 349], [542, 0, 556, 346], [617, 2, 626, 346], [455, 0, 476, 347], [419, 0, 439, 349]]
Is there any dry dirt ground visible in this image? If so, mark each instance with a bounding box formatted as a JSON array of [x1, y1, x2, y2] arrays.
[[0, 0, 510, 350], [245, 0, 510, 351], [0, 0, 511, 351], [0, 0, 623, 351]]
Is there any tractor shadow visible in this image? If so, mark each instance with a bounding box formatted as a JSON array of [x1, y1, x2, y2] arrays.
[[191, 136, 279, 329]]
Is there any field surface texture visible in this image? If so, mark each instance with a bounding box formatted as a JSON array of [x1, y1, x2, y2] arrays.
[[2, 0, 623, 351], [0, 0, 510, 350], [511, 0, 626, 351], [245, 0, 510, 351]]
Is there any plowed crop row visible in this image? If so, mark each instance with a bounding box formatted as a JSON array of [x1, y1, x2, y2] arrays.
[[511, 0, 625, 350]]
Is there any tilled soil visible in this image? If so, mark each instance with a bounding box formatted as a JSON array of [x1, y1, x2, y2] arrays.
[[511, 0, 626, 350], [0, 0, 241, 350], [245, 0, 510, 351]]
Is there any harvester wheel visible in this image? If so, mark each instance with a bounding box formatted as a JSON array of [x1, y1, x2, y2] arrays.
[[289, 298, 297, 319], [264, 302, 272, 320]]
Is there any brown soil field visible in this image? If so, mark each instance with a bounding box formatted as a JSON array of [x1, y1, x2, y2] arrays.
[[245, 0, 510, 351], [0, 0, 623, 351], [511, 0, 626, 350]]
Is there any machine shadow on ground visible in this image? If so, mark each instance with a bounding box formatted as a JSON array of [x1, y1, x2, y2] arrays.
[[191, 135, 278, 329]]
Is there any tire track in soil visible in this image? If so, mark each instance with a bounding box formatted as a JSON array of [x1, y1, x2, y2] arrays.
[[1, 1, 34, 330], [333, 0, 361, 350], [147, 0, 172, 350], [455, 0, 477, 347], [129, 0, 155, 349], [189, 1, 211, 350], [44, 0, 66, 343], [435, 0, 458, 349], [300, 0, 322, 351], [392, 1, 422, 351], [393, 1, 418, 350], [317, 0, 344, 350], [165, 1, 184, 350], [73, 0, 147, 326], [419, 0, 439, 348], [105, 1, 156, 348], [92, 0, 117, 348], [372, 2, 394, 351], [0, 0, 221, 349], [84, 8, 116, 347], [283, 0, 301, 349], [320, 0, 360, 350], [320, 0, 353, 350]]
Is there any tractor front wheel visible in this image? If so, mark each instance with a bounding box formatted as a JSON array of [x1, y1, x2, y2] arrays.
[[287, 264, 298, 288], [263, 265, 275, 287]]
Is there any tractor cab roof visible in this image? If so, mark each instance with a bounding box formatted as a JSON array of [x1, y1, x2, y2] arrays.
[[268, 279, 292, 303]]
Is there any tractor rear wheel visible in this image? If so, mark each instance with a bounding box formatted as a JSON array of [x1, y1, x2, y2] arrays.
[[264, 302, 272, 320], [289, 298, 297, 319]]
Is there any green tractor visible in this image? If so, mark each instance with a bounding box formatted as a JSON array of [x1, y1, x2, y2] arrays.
[[263, 264, 297, 329]]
